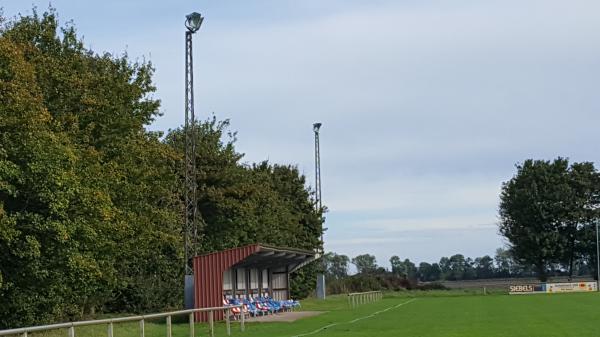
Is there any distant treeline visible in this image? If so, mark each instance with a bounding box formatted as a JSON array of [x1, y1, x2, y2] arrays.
[[323, 248, 596, 294], [0, 11, 322, 328]]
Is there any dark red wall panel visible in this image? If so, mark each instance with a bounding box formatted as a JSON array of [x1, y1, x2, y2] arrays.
[[193, 244, 260, 321]]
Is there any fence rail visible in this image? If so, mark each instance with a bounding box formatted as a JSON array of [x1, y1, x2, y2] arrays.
[[347, 291, 382, 308], [0, 305, 245, 337]]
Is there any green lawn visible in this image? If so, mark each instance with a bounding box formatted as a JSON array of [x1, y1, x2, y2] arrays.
[[21, 292, 600, 337]]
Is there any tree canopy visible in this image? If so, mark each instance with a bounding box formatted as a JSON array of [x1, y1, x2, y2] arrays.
[[0, 10, 322, 328], [499, 158, 600, 281]]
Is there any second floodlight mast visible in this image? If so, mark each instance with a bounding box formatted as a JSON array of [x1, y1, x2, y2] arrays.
[[184, 11, 204, 309], [314, 122, 326, 299]]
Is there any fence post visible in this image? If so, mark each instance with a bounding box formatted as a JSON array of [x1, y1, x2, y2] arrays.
[[140, 319, 145, 337], [240, 306, 245, 332], [226, 308, 231, 336], [107, 322, 114, 337], [166, 315, 172, 337], [208, 311, 214, 337], [189, 312, 195, 337], [69, 326, 75, 337]]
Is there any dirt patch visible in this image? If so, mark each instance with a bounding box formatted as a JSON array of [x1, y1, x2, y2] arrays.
[[245, 311, 325, 323]]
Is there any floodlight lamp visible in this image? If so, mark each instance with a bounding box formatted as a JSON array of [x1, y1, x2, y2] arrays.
[[313, 122, 322, 133], [185, 12, 204, 33]]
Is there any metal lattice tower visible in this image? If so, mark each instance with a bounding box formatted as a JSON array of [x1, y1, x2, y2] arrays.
[[313, 123, 323, 248], [184, 13, 204, 276], [313, 122, 326, 300]]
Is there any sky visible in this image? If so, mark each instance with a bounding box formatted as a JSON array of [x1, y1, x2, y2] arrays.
[[3, 0, 600, 269]]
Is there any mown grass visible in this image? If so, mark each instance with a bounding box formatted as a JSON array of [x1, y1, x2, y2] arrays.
[[17, 291, 600, 337]]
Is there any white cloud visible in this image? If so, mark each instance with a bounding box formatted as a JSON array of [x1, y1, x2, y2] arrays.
[[325, 174, 501, 213]]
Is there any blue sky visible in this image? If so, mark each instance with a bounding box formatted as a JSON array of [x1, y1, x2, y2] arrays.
[[3, 0, 600, 268]]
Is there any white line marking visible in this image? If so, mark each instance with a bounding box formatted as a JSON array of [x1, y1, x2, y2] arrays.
[[290, 298, 417, 337]]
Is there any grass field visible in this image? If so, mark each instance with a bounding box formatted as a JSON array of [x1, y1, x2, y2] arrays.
[[21, 291, 600, 337]]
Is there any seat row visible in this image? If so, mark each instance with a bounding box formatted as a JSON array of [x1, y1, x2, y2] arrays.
[[223, 296, 301, 319]]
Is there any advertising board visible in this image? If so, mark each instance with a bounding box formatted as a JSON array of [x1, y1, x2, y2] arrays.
[[509, 281, 597, 295], [509, 284, 546, 294], [546, 282, 597, 293]]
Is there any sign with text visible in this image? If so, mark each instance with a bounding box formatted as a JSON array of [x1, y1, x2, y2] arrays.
[[509, 282, 597, 295], [509, 284, 546, 294], [546, 282, 597, 293]]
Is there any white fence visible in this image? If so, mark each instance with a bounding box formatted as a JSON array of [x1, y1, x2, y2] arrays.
[[347, 291, 383, 309], [0, 305, 244, 337]]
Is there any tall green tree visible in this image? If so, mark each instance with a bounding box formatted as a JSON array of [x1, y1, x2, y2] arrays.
[[324, 252, 350, 279], [567, 163, 600, 279], [352, 254, 378, 274], [0, 9, 323, 328], [417, 262, 441, 282], [473, 255, 494, 279], [165, 119, 322, 298], [0, 10, 182, 327], [390, 256, 417, 280], [499, 158, 600, 281]]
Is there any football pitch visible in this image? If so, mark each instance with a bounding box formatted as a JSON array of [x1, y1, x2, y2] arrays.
[[19, 292, 600, 337], [228, 292, 600, 337]]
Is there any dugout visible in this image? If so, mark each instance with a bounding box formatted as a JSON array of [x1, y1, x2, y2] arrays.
[[193, 244, 316, 321]]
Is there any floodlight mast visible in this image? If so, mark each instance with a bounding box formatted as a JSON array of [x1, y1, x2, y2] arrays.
[[594, 218, 600, 291], [185, 12, 204, 33], [313, 123, 322, 214], [184, 12, 203, 278], [314, 122, 326, 299]]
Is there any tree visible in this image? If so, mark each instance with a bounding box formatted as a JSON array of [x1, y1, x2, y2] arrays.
[[494, 248, 513, 277], [439, 257, 451, 280], [0, 10, 184, 327], [352, 254, 378, 274], [324, 252, 350, 279], [0, 9, 323, 327], [499, 158, 600, 281], [447, 254, 468, 280], [473, 255, 494, 279], [418, 262, 441, 282], [165, 122, 322, 298], [390, 256, 402, 276], [390, 256, 418, 280], [564, 162, 600, 278]]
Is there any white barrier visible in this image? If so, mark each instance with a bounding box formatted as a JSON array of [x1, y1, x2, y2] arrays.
[[0, 305, 244, 337], [347, 291, 383, 309]]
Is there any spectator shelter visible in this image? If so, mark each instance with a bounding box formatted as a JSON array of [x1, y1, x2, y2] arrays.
[[193, 244, 315, 320]]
